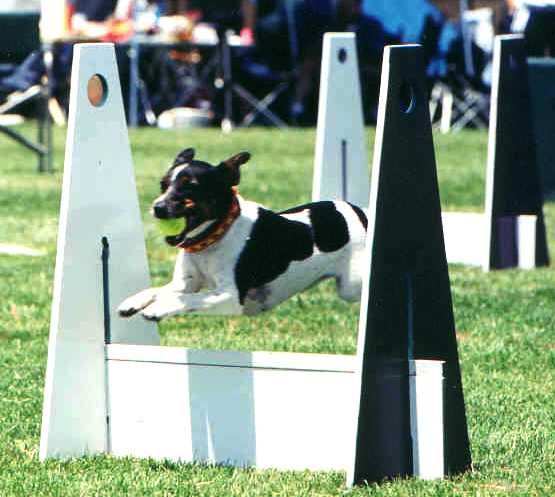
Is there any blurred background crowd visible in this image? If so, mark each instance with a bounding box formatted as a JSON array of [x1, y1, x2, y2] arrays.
[[1, 0, 555, 129]]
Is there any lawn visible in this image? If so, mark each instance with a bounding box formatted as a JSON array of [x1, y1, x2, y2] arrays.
[[0, 125, 554, 496]]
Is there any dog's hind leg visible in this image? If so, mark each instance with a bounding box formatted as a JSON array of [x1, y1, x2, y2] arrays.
[[335, 250, 365, 302], [336, 275, 362, 302]]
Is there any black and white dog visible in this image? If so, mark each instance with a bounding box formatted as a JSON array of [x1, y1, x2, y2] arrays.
[[118, 148, 368, 321]]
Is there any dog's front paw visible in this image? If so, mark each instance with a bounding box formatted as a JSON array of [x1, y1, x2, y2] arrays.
[[140, 297, 185, 322], [118, 306, 138, 318], [141, 310, 163, 322], [118, 288, 157, 318]]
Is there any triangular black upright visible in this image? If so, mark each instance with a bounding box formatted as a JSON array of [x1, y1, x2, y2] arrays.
[[486, 35, 549, 269], [528, 58, 555, 198], [348, 45, 471, 485]]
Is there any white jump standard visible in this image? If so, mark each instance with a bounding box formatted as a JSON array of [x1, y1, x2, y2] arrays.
[[40, 42, 470, 486], [40, 43, 158, 461], [312, 33, 370, 211]]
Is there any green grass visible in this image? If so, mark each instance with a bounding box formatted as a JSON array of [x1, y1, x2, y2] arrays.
[[0, 125, 554, 496]]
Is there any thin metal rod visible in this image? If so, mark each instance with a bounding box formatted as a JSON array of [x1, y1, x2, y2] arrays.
[[460, 0, 475, 77], [128, 41, 140, 127], [406, 272, 414, 360], [341, 139, 348, 200], [101, 237, 111, 344]]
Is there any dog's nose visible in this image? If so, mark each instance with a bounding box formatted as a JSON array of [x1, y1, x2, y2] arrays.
[[152, 202, 169, 219]]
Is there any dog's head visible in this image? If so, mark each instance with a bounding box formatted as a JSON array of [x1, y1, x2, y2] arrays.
[[152, 148, 250, 246]]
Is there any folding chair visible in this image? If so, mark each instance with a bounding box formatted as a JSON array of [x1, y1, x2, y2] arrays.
[[218, 35, 287, 130], [430, 2, 493, 133], [218, 0, 299, 130], [0, 11, 52, 172]]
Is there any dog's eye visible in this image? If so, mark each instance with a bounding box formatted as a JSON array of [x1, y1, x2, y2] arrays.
[[182, 177, 198, 187], [176, 179, 189, 191]]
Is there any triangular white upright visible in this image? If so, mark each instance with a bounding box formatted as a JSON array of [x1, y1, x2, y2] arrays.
[[312, 33, 370, 210], [40, 43, 159, 460]]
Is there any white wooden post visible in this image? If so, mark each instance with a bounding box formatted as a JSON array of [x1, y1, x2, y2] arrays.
[[312, 33, 370, 210], [40, 43, 159, 460], [517, 215, 537, 269], [409, 361, 445, 479]]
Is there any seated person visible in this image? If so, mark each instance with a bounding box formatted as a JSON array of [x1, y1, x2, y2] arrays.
[[68, 0, 134, 39], [59, 0, 136, 114], [335, 0, 395, 122], [165, 0, 256, 43], [507, 0, 555, 55], [254, 0, 390, 124]]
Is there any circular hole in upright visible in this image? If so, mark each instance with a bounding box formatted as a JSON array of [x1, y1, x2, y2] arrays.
[[87, 74, 108, 107]]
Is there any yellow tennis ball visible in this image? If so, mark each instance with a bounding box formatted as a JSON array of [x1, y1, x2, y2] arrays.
[[157, 217, 186, 236]]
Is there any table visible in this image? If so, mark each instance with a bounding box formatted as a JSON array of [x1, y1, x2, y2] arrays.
[[125, 33, 222, 128], [126, 30, 288, 130]]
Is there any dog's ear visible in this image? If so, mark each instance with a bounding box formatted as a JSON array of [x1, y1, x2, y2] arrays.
[[219, 152, 251, 185], [173, 147, 195, 167]]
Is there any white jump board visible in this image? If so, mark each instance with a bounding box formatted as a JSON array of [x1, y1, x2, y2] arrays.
[[442, 211, 538, 269], [107, 345, 356, 471], [107, 345, 444, 476], [441, 212, 487, 267]]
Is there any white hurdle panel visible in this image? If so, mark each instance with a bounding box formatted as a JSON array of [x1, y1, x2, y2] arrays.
[[441, 211, 488, 267], [441, 212, 539, 269], [106, 345, 443, 474], [107, 345, 356, 470]]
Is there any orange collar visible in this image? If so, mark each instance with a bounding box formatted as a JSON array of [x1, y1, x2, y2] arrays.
[[180, 194, 241, 253]]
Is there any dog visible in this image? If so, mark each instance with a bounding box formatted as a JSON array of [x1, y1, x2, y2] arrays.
[[118, 148, 368, 321]]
